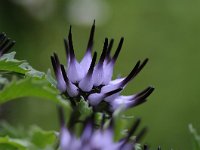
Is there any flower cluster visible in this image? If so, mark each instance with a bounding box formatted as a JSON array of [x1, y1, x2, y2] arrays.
[[59, 111, 146, 150], [51, 22, 154, 113], [0, 33, 15, 57]]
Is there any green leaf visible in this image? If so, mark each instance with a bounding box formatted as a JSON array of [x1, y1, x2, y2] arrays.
[[189, 124, 200, 150], [0, 122, 58, 150], [0, 75, 8, 85], [46, 69, 57, 87], [113, 111, 135, 141], [0, 77, 69, 108], [76, 97, 92, 119], [0, 122, 26, 138], [29, 126, 57, 149], [0, 136, 29, 150], [0, 52, 44, 78]]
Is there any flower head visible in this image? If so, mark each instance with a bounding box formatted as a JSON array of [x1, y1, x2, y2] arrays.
[[59, 111, 146, 150], [0, 33, 15, 57], [51, 21, 154, 113]]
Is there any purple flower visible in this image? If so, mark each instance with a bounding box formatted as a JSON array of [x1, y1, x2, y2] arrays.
[[0, 33, 15, 57], [51, 21, 154, 113], [59, 113, 146, 150]]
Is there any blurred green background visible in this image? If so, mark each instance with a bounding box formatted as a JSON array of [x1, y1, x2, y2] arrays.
[[1, 0, 200, 149]]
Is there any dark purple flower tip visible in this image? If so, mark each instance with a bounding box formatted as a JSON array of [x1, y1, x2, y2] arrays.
[[64, 38, 70, 67], [119, 118, 147, 149], [51, 53, 67, 92], [110, 86, 154, 111], [120, 58, 148, 87], [99, 38, 108, 64], [129, 86, 155, 106], [68, 26, 76, 61], [88, 88, 123, 106], [79, 21, 96, 75], [105, 38, 114, 63], [0, 33, 15, 56], [51, 23, 154, 113], [60, 65, 79, 97], [111, 37, 124, 64], [86, 20, 95, 54]]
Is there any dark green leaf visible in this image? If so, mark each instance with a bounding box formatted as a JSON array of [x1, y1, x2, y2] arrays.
[[0, 52, 44, 78], [0, 77, 69, 108], [29, 126, 57, 148]]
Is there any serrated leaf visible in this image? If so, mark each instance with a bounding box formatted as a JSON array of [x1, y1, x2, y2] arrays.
[[0, 77, 69, 108], [19, 63, 44, 78], [135, 143, 142, 150], [29, 126, 57, 149], [76, 97, 92, 119], [0, 122, 58, 150], [0, 122, 26, 138], [46, 69, 57, 87], [0, 52, 44, 78]]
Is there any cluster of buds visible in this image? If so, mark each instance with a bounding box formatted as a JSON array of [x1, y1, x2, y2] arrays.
[[59, 108, 147, 150]]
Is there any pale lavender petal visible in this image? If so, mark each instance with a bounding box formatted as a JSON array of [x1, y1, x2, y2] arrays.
[[60, 127, 71, 150], [110, 96, 129, 111], [80, 52, 92, 75], [92, 131, 113, 147], [88, 93, 104, 106], [101, 84, 121, 102], [102, 61, 114, 85], [88, 88, 122, 105], [109, 78, 125, 85], [111, 86, 154, 110], [92, 65, 104, 86], [61, 65, 79, 97], [80, 21, 95, 74], [79, 52, 97, 92], [101, 83, 120, 93], [81, 122, 93, 143], [102, 38, 124, 85], [92, 38, 108, 86], [67, 59, 85, 83], [78, 74, 93, 92], [51, 53, 66, 92], [104, 93, 120, 102], [67, 26, 85, 82]]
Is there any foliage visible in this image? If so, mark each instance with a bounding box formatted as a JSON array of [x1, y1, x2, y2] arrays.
[[0, 52, 69, 108], [189, 124, 200, 150], [0, 122, 57, 150]]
